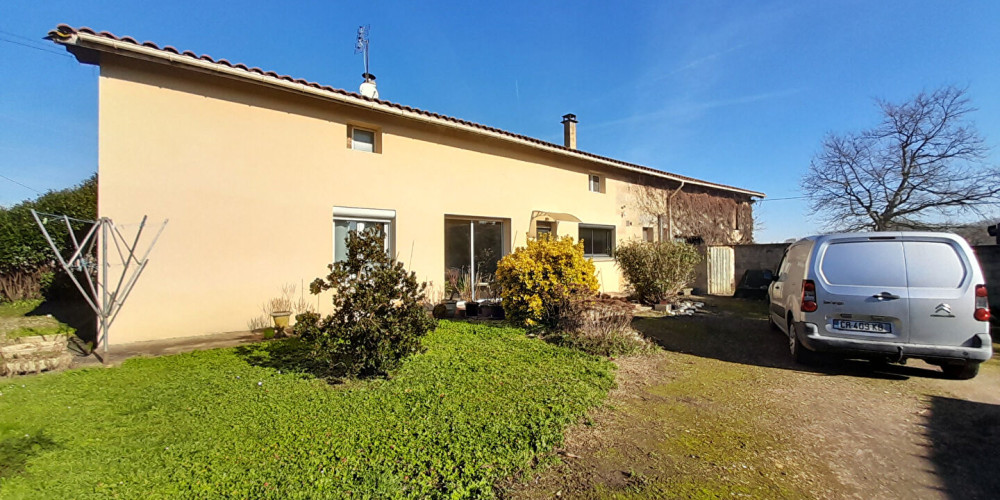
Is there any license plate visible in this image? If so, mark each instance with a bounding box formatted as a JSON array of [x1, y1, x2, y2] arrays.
[[832, 319, 892, 333]]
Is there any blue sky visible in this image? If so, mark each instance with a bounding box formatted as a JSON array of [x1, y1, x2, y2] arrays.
[[2, 0, 999, 242]]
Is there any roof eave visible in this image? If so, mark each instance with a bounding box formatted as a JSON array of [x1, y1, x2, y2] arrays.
[[52, 30, 766, 199]]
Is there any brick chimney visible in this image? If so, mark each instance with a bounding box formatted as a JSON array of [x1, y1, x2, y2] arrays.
[[561, 114, 578, 149]]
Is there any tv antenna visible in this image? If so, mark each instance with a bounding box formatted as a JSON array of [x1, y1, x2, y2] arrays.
[[355, 25, 378, 98], [355, 25, 371, 76]]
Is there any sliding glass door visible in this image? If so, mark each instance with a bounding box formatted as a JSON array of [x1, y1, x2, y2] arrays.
[[445, 218, 505, 300]]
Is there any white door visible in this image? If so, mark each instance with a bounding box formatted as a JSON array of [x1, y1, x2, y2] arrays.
[[707, 246, 735, 295]]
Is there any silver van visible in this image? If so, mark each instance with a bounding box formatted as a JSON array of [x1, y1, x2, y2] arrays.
[[767, 232, 992, 379]]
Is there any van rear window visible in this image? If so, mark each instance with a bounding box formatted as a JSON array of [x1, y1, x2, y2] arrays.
[[820, 241, 907, 287], [903, 241, 966, 288]]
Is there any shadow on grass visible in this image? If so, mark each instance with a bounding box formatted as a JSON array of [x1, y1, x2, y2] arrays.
[[0, 432, 59, 480], [633, 296, 948, 380], [924, 396, 1000, 499], [26, 299, 96, 346], [233, 338, 348, 383]]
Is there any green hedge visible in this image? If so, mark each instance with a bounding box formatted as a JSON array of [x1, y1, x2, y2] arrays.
[[0, 174, 96, 301]]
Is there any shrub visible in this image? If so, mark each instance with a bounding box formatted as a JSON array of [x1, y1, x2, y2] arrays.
[[0, 174, 97, 302], [615, 240, 702, 305], [553, 293, 650, 356], [301, 227, 436, 378], [495, 235, 599, 328]]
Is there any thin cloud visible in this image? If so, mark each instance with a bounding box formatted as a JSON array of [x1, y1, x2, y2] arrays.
[[666, 44, 746, 79], [582, 88, 803, 131], [690, 88, 802, 111]]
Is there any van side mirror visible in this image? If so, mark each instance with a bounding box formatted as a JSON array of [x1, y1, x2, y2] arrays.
[[763, 270, 775, 282]]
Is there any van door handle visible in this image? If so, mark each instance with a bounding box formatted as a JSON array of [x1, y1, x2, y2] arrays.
[[873, 292, 900, 300]]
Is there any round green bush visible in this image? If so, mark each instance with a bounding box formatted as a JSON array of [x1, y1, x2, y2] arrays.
[[615, 240, 701, 304], [495, 235, 598, 328]]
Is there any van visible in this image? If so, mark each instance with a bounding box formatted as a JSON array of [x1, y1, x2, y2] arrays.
[[767, 232, 992, 379]]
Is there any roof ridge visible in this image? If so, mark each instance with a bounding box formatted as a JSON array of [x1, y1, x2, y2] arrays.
[[45, 24, 764, 198]]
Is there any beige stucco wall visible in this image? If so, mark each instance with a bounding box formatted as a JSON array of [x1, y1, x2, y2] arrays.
[[97, 56, 743, 343]]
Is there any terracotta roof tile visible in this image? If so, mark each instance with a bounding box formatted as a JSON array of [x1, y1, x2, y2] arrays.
[[45, 24, 763, 197]]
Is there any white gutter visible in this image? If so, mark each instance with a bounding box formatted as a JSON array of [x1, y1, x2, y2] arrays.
[[61, 32, 765, 198]]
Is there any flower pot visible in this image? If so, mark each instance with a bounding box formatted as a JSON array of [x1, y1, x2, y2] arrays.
[[465, 301, 480, 317], [478, 304, 492, 318], [491, 306, 506, 319], [271, 311, 291, 328]]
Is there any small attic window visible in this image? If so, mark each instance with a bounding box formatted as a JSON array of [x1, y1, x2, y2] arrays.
[[589, 174, 601, 193], [349, 126, 377, 153]]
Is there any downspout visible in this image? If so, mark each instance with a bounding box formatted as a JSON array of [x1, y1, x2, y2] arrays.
[[666, 181, 686, 242]]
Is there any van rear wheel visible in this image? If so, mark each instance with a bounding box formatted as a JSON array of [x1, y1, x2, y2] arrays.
[[942, 362, 979, 380], [787, 318, 812, 364]]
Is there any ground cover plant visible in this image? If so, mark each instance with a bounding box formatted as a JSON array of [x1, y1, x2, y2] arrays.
[[0, 321, 614, 499]]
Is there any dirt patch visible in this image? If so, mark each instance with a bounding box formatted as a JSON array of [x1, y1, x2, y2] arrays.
[[504, 296, 1000, 499]]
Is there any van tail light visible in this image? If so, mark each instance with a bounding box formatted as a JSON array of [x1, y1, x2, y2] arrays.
[[801, 280, 818, 313], [974, 285, 990, 322]]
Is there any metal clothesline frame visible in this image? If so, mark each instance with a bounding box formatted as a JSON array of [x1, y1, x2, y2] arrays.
[[30, 209, 167, 357]]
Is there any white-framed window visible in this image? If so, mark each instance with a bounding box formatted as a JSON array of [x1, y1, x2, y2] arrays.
[[332, 206, 395, 262], [579, 224, 615, 258], [349, 126, 377, 153], [536, 221, 554, 237], [589, 174, 601, 193]]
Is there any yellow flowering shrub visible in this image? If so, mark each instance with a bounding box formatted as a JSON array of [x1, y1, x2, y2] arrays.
[[495, 235, 599, 327]]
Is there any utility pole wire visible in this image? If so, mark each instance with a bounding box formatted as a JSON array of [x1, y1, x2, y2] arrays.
[[756, 196, 808, 202], [0, 37, 73, 58], [0, 173, 42, 194], [0, 29, 49, 43]]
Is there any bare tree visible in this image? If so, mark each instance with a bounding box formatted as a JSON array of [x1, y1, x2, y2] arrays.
[[803, 86, 1000, 231]]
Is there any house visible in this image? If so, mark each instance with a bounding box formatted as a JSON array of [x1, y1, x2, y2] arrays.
[[46, 25, 765, 344]]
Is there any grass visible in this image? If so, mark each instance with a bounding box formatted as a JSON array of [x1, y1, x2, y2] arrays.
[[0, 300, 43, 319], [1, 323, 73, 340], [0, 321, 615, 499], [511, 298, 818, 498], [0, 300, 75, 341]]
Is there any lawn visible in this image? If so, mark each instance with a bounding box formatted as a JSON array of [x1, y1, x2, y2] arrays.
[[0, 299, 75, 340], [0, 321, 615, 499], [0, 300, 43, 318]]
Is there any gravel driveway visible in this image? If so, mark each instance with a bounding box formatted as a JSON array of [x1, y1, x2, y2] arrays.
[[506, 296, 1000, 499]]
